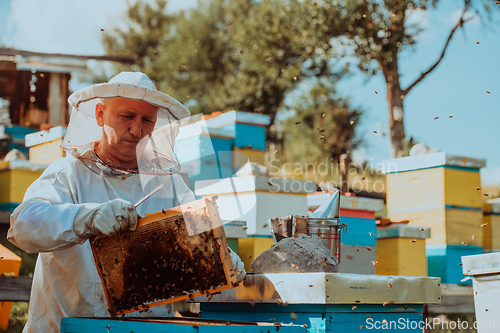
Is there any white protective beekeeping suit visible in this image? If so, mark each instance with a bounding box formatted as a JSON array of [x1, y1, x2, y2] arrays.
[[7, 72, 245, 333]]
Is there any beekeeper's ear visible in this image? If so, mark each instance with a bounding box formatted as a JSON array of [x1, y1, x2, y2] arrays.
[[95, 102, 105, 127]]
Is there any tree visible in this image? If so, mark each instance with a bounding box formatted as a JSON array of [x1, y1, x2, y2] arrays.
[[101, 0, 174, 84], [282, 80, 362, 166], [100, 0, 362, 166], [101, 0, 342, 121], [313, 0, 498, 158]]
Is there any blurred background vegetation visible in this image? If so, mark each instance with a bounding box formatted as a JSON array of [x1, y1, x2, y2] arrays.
[[94, 0, 497, 160], [2, 0, 500, 331]]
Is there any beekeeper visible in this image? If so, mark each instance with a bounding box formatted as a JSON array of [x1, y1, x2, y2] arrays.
[[7, 72, 245, 333]]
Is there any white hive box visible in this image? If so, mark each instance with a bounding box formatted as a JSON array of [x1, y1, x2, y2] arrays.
[[25, 126, 67, 164], [462, 252, 500, 332], [195, 176, 317, 236]]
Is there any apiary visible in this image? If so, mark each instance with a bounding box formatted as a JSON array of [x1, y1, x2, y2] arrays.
[[91, 197, 238, 316]]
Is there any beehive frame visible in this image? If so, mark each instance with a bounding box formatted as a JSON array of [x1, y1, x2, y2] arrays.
[[91, 197, 238, 316]]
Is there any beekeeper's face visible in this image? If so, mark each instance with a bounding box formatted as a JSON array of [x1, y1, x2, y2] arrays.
[[95, 97, 158, 168]]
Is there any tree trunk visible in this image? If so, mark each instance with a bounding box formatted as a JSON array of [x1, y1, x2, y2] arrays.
[[383, 56, 406, 158]]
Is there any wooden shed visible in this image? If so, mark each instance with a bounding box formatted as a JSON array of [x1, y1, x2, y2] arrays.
[[0, 47, 135, 130]]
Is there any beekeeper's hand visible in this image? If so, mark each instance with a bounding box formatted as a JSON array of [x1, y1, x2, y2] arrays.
[[229, 247, 246, 282], [73, 199, 138, 238]]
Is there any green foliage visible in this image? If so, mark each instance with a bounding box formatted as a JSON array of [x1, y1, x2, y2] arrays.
[[401, 137, 416, 157], [427, 314, 477, 333], [101, 0, 363, 169], [282, 80, 362, 164], [101, 0, 343, 120], [310, 0, 499, 157], [100, 0, 499, 159], [0, 302, 29, 333], [313, 0, 498, 75], [102, 0, 172, 78]]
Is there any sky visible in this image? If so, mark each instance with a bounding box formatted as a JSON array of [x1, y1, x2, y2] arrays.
[[1, 0, 499, 183]]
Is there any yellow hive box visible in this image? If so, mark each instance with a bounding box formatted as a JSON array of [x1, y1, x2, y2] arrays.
[[238, 237, 275, 272], [386, 167, 483, 212], [29, 138, 66, 164], [376, 225, 430, 276], [0, 244, 22, 331], [232, 147, 266, 168], [382, 153, 485, 247], [382, 153, 485, 212], [483, 201, 500, 252], [0, 161, 46, 204], [388, 208, 483, 246]]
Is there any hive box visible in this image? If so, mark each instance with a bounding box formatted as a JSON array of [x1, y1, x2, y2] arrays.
[[483, 200, 500, 252], [91, 197, 237, 316], [4, 125, 37, 157], [382, 152, 485, 247], [462, 252, 500, 332], [427, 244, 483, 285], [0, 160, 46, 224], [60, 317, 307, 333], [25, 126, 67, 164], [175, 111, 271, 189], [0, 245, 21, 331], [175, 122, 234, 187], [196, 272, 441, 333], [388, 208, 483, 246], [232, 147, 266, 168], [0, 161, 46, 204], [204, 111, 270, 151], [376, 224, 430, 276], [223, 220, 248, 253], [196, 176, 316, 272]]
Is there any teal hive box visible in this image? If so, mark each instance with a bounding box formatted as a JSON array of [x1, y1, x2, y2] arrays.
[[427, 244, 483, 285], [60, 317, 306, 333]]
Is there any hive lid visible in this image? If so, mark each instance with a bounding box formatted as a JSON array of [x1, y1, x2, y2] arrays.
[[25, 126, 67, 147], [381, 152, 486, 174], [307, 193, 384, 212], [0, 160, 48, 172], [0, 244, 21, 262], [195, 176, 317, 195], [203, 111, 271, 128], [195, 272, 441, 305], [377, 225, 431, 239], [462, 252, 500, 276]]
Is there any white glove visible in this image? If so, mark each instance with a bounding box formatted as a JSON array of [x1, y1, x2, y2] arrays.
[[74, 199, 138, 238], [229, 247, 246, 282]]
